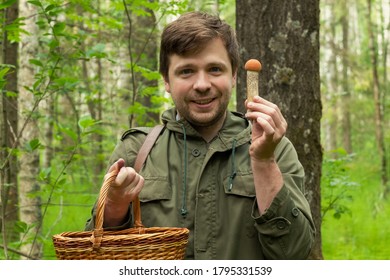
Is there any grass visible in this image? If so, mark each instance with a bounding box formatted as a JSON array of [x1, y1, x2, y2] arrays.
[[321, 151, 390, 260], [41, 183, 99, 259]]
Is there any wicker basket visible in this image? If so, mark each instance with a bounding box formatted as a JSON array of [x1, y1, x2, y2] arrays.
[[52, 170, 189, 260]]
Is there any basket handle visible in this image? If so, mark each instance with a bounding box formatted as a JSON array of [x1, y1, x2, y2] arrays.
[[93, 124, 164, 248]]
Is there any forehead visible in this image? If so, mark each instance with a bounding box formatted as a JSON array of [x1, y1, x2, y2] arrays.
[[168, 38, 231, 71]]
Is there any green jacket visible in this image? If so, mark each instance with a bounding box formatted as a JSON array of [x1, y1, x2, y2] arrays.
[[85, 108, 315, 259]]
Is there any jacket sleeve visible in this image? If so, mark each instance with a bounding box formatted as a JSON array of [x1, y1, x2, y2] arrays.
[[251, 137, 316, 259]]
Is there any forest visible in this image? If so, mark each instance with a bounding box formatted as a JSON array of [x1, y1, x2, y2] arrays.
[[0, 0, 389, 260]]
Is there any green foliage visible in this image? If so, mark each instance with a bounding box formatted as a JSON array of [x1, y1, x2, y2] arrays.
[[321, 149, 390, 259], [24, 139, 42, 152], [0, 0, 17, 10], [1, 0, 206, 260], [319, 0, 390, 260], [0, 65, 14, 89], [321, 149, 359, 220]]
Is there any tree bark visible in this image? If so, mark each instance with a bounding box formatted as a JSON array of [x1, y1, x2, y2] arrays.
[[367, 0, 388, 198], [18, 0, 42, 259], [123, 1, 159, 128], [1, 1, 20, 258], [341, 0, 352, 154], [323, 1, 340, 154], [236, 0, 323, 259]]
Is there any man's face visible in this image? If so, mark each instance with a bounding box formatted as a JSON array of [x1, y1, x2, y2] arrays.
[[164, 38, 237, 129]]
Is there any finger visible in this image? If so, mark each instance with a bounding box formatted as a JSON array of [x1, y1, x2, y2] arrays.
[[130, 175, 144, 197], [104, 159, 125, 181], [246, 112, 276, 128], [247, 99, 280, 118], [107, 158, 125, 173], [115, 166, 137, 187], [247, 99, 285, 129], [255, 116, 276, 137]]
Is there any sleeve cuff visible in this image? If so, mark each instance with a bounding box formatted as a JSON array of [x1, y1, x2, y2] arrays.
[[252, 184, 289, 224]]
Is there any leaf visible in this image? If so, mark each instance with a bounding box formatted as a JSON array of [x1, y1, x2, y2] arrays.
[[14, 221, 28, 233], [134, 65, 160, 81], [48, 38, 59, 50], [29, 59, 43, 67], [27, 0, 42, 7], [59, 125, 78, 143], [0, 67, 11, 79], [39, 167, 52, 181], [78, 116, 97, 130], [52, 22, 66, 36], [0, 0, 17, 10], [57, 178, 67, 186], [25, 139, 41, 152], [85, 44, 107, 59], [45, 4, 56, 12]]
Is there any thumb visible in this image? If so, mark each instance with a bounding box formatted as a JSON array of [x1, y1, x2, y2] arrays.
[[108, 158, 125, 174]]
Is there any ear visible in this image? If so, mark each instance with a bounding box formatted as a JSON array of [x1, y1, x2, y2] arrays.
[[164, 77, 171, 93], [232, 70, 237, 87]]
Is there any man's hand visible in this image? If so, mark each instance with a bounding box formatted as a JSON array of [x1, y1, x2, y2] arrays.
[[245, 96, 286, 214], [245, 96, 287, 161], [105, 158, 144, 204], [103, 158, 144, 227]]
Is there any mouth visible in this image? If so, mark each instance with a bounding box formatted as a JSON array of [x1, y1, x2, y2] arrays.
[[193, 98, 215, 105]]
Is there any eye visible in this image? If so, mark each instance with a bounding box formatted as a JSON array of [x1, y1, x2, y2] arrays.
[[179, 68, 193, 76], [209, 66, 221, 73], [209, 66, 223, 75]]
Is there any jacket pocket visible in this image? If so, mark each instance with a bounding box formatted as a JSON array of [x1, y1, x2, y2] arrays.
[[223, 172, 256, 197], [137, 177, 176, 228], [139, 176, 172, 202], [222, 172, 257, 238]]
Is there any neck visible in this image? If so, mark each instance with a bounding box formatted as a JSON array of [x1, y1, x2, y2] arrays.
[[193, 113, 227, 143]]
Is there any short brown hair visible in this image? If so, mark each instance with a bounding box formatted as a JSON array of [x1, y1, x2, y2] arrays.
[[159, 11, 240, 80]]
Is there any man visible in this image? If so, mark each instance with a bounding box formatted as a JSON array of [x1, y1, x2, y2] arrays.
[[85, 11, 315, 259]]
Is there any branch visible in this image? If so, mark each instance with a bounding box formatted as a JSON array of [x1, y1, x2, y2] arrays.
[[0, 244, 39, 260]]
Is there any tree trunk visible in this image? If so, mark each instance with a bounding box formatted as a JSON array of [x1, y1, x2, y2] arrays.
[[323, 1, 340, 154], [236, 0, 323, 259], [1, 1, 20, 259], [137, 9, 159, 126], [341, 0, 352, 154], [18, 0, 42, 259], [123, 1, 159, 128], [367, 0, 388, 198]]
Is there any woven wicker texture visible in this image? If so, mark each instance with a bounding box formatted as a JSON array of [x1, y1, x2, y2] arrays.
[[52, 170, 189, 260]]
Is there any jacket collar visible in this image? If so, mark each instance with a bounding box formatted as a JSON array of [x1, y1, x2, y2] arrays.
[[161, 107, 251, 150]]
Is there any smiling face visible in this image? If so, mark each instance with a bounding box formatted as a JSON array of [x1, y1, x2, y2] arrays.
[[164, 38, 237, 136]]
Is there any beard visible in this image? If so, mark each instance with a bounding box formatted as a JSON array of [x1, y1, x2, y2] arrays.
[[183, 106, 227, 128], [174, 93, 230, 129]]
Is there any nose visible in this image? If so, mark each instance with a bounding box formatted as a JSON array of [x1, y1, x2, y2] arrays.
[[193, 72, 211, 92]]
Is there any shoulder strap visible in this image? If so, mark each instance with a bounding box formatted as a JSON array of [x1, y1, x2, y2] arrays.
[[132, 124, 164, 228], [133, 124, 164, 172]]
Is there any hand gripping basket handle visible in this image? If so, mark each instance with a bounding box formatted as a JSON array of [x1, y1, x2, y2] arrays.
[[131, 124, 164, 228], [93, 125, 164, 249]]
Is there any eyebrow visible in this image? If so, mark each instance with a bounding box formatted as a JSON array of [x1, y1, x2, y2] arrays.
[[174, 63, 195, 70], [173, 61, 228, 73]]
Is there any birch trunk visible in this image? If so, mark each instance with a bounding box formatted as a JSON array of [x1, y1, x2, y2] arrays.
[[18, 0, 42, 259], [341, 0, 352, 154]]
